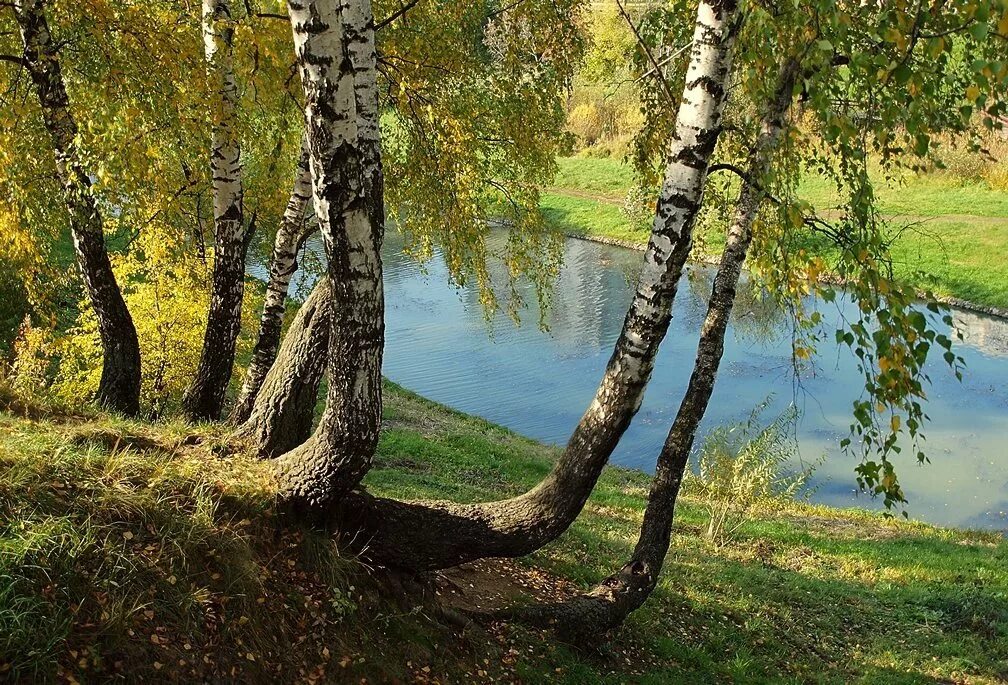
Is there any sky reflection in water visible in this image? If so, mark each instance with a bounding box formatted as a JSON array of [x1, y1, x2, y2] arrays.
[[271, 231, 1008, 531]]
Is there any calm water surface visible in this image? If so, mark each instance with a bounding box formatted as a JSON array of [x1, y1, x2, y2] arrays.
[[277, 231, 1008, 531]]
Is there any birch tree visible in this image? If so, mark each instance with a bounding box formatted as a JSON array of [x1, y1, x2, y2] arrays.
[[508, 56, 802, 637], [183, 0, 249, 422], [231, 138, 315, 424], [492, 0, 1007, 634], [271, 0, 386, 510], [10, 0, 142, 416]]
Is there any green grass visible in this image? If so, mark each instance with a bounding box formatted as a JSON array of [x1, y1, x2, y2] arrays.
[[3, 382, 1006, 683], [545, 157, 1008, 309], [797, 172, 1008, 219], [541, 191, 650, 245], [553, 157, 634, 199]]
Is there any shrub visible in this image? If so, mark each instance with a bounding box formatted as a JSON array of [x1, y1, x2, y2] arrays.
[[930, 129, 1008, 189], [7, 242, 262, 418], [687, 402, 818, 546]]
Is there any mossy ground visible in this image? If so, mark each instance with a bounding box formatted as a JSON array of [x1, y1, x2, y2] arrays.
[[2, 382, 1006, 683]]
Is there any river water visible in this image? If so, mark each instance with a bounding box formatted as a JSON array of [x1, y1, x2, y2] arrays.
[[270, 231, 1008, 532]]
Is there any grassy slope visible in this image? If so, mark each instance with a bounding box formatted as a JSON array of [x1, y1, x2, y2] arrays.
[[543, 157, 1008, 309], [2, 383, 1006, 683]]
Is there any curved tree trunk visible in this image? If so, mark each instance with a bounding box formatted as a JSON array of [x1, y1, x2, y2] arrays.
[[506, 57, 802, 640], [235, 278, 332, 457], [231, 138, 316, 424], [183, 0, 247, 422], [14, 0, 142, 417], [273, 0, 386, 511], [331, 0, 744, 572]]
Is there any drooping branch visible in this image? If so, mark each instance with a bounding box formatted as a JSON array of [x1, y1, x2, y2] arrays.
[[374, 0, 419, 31], [329, 0, 745, 573], [615, 0, 677, 107]]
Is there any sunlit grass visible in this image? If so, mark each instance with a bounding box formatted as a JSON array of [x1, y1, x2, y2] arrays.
[[2, 382, 1006, 682]]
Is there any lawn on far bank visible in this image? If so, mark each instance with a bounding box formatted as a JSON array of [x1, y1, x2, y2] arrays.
[[543, 156, 1008, 310]]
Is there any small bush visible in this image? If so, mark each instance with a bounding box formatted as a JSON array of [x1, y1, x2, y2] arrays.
[[6, 259, 262, 418], [931, 130, 1008, 189], [622, 183, 655, 233], [687, 403, 818, 546]]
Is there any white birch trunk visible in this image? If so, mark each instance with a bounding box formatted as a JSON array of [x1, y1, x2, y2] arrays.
[[184, 0, 247, 421], [275, 0, 385, 510], [231, 138, 315, 423]]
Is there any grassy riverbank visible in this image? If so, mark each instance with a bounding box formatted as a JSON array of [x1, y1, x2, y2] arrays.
[[542, 157, 1008, 310], [2, 382, 1006, 683]]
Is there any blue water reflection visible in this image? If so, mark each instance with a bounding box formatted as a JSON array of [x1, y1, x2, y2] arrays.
[[267, 231, 1008, 531]]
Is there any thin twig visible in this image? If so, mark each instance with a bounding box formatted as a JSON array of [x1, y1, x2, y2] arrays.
[[615, 0, 677, 107]]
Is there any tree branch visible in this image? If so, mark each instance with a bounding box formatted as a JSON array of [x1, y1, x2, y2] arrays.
[[615, 0, 677, 107], [708, 163, 782, 205], [375, 0, 419, 32]]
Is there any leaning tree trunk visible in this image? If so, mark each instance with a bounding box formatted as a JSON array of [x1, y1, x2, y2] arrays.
[[13, 0, 142, 416], [506, 57, 802, 640], [235, 278, 332, 457], [329, 0, 744, 572], [231, 138, 316, 424], [183, 0, 247, 422], [272, 0, 386, 511]]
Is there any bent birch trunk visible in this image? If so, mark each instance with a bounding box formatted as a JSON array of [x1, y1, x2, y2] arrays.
[[14, 0, 142, 417], [507, 57, 801, 638], [332, 0, 744, 572], [235, 278, 332, 457]]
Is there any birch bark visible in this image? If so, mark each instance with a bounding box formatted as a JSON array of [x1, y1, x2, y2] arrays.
[[231, 138, 316, 424], [13, 0, 142, 416], [183, 0, 247, 422]]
